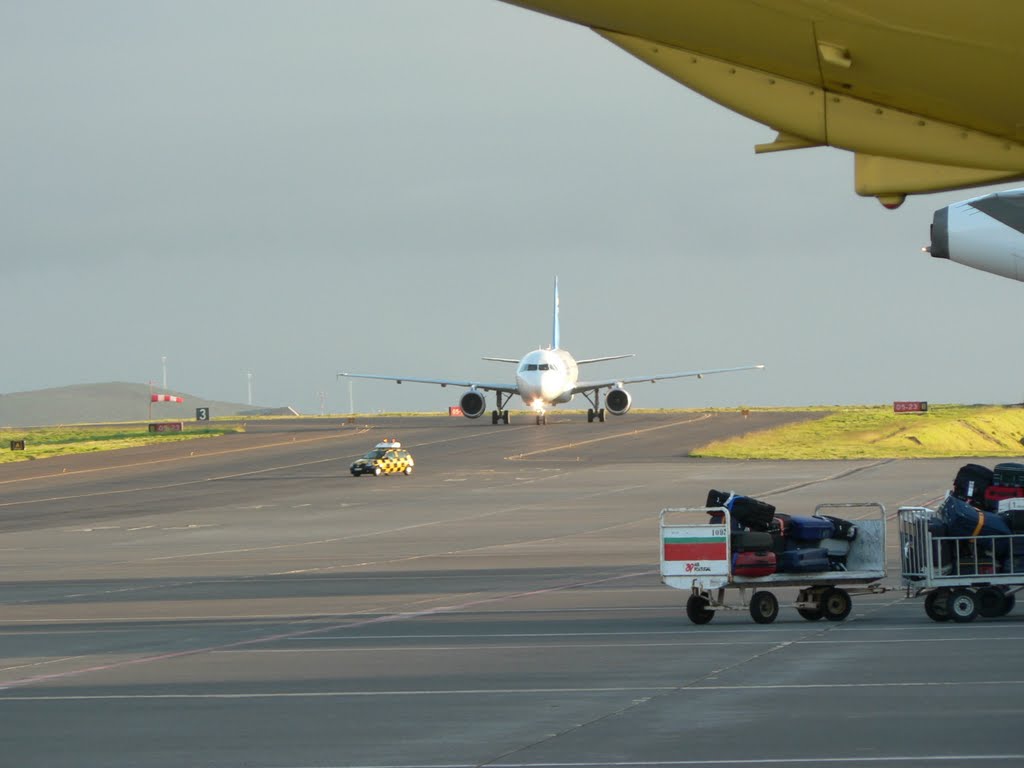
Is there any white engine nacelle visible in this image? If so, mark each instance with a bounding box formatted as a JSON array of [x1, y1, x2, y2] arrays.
[[459, 389, 486, 419], [927, 188, 1024, 282], [605, 387, 632, 416]]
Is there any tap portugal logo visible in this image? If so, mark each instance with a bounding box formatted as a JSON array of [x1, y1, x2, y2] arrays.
[[685, 563, 712, 573]]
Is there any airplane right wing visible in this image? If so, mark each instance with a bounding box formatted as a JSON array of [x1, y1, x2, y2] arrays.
[[573, 364, 764, 393], [337, 372, 518, 396]]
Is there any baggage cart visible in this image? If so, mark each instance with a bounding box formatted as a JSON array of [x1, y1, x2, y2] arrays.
[[899, 505, 1023, 622], [660, 502, 887, 625]]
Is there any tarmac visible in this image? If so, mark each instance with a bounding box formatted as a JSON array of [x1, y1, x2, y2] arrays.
[[0, 412, 1021, 767]]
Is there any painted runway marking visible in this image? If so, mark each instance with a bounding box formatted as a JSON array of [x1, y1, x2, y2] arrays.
[[0, 570, 649, 692], [1, 680, 1021, 701], [507, 415, 712, 461]]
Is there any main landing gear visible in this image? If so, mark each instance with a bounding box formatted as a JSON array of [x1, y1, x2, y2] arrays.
[[491, 392, 512, 424], [535, 412, 548, 425], [582, 389, 605, 423]]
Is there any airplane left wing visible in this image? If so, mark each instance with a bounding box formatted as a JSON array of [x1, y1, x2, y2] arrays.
[[573, 364, 764, 393], [338, 372, 518, 395]]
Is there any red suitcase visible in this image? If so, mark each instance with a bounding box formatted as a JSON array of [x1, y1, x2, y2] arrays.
[[732, 550, 776, 577], [984, 485, 1024, 503]]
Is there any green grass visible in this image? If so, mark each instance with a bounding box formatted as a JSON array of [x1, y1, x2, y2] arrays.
[[693, 404, 1024, 460], [0, 424, 243, 463]]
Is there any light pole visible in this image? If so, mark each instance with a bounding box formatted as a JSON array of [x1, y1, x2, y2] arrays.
[[247, 371, 253, 406]]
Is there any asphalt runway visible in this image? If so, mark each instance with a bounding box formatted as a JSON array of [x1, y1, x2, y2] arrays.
[[0, 412, 1021, 767]]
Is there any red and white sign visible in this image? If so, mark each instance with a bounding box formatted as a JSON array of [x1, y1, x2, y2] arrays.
[[893, 401, 928, 413], [151, 394, 184, 403], [448, 406, 464, 417]]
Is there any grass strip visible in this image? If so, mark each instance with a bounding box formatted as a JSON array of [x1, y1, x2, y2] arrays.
[[693, 404, 1024, 460]]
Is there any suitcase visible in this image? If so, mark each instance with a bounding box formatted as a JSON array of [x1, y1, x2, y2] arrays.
[[767, 513, 791, 554], [732, 550, 776, 577], [788, 515, 835, 542], [816, 514, 857, 541], [820, 537, 851, 558], [993, 463, 1024, 488], [731, 531, 773, 552], [778, 547, 830, 573], [726, 495, 776, 531], [706, 489, 731, 508], [999, 498, 1024, 513], [984, 485, 1024, 508], [953, 463, 993, 504], [997, 507, 1024, 533]]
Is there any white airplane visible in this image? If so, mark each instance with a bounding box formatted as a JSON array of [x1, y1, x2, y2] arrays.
[[338, 280, 764, 425], [925, 188, 1024, 283]]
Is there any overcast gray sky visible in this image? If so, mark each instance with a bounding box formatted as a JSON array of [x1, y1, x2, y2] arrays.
[[3, 1, 1022, 415]]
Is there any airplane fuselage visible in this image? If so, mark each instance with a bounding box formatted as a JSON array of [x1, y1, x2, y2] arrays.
[[515, 348, 580, 411]]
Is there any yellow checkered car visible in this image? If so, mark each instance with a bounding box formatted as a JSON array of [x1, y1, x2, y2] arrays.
[[350, 439, 414, 477]]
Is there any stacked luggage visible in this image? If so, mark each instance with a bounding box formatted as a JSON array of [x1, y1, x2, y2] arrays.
[[947, 462, 1024, 573], [954, 462, 1024, 514], [706, 489, 858, 576]]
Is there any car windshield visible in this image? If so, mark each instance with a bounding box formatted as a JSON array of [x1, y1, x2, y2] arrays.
[[363, 449, 386, 460]]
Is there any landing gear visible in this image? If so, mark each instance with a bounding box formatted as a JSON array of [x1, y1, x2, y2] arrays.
[[535, 413, 547, 425], [583, 388, 606, 424], [491, 393, 512, 425]]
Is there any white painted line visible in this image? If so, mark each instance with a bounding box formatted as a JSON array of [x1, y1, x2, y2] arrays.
[[321, 757, 1024, 768], [0, 680, 1020, 701]]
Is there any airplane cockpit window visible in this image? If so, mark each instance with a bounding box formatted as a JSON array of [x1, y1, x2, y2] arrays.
[[539, 364, 549, 370], [527, 364, 538, 371]]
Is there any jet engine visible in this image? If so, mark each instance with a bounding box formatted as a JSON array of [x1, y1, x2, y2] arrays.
[[459, 389, 486, 419], [926, 189, 1024, 282], [605, 387, 632, 416]]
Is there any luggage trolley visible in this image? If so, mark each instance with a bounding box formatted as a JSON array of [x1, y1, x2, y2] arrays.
[[899, 505, 1022, 621], [659, 502, 888, 625]]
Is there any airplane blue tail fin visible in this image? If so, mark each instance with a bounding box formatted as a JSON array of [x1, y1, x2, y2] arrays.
[[552, 277, 560, 350]]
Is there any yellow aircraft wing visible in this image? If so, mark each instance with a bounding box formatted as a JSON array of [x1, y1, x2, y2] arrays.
[[498, 1, 1024, 206]]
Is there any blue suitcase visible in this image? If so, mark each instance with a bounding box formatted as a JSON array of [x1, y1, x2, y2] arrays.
[[788, 516, 835, 542], [778, 547, 830, 573]]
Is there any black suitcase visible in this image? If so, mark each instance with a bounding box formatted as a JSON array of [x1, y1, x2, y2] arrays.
[[727, 495, 776, 531], [997, 507, 1024, 533], [953, 463, 993, 505], [993, 463, 1024, 488], [816, 515, 858, 541], [731, 531, 773, 552], [767, 513, 791, 554], [706, 488, 731, 508]]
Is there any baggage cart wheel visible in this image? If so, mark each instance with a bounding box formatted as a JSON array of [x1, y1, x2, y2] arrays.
[[1001, 593, 1016, 616], [977, 586, 1007, 618], [749, 591, 779, 624], [820, 587, 852, 622], [924, 589, 951, 622], [686, 594, 714, 625], [949, 588, 978, 623], [797, 607, 823, 621]]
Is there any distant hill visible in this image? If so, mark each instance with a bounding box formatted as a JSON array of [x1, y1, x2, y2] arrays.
[[0, 382, 293, 427]]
